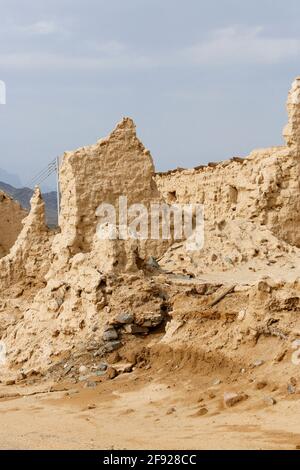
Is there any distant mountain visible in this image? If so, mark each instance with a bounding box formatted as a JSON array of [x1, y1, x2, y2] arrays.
[[0, 168, 22, 187], [0, 181, 58, 228]]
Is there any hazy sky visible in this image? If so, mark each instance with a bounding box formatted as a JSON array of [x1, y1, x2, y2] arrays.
[[1, 0, 300, 188]]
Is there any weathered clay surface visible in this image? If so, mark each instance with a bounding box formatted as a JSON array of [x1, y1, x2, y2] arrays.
[[156, 79, 300, 248], [54, 117, 167, 262], [0, 191, 27, 258], [0, 188, 53, 290]]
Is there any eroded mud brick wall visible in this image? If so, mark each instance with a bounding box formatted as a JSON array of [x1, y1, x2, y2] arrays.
[[156, 79, 300, 248], [0, 191, 27, 258], [56, 118, 166, 258]]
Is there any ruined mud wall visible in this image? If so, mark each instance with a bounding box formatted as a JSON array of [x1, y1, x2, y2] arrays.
[[0, 191, 27, 257], [0, 188, 53, 290], [54, 117, 167, 261], [156, 79, 300, 248]]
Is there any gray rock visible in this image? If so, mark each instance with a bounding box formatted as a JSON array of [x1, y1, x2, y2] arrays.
[[104, 324, 116, 332], [102, 328, 118, 341], [95, 370, 106, 377], [288, 384, 296, 395], [114, 312, 134, 325], [103, 340, 122, 352], [147, 256, 160, 269], [123, 324, 149, 335], [97, 362, 108, 371], [141, 313, 164, 328]]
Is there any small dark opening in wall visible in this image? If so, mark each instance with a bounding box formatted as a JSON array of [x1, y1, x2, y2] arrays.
[[168, 191, 177, 203]]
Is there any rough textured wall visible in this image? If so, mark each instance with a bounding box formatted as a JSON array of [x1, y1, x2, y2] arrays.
[[156, 80, 300, 248], [53, 117, 167, 261], [283, 76, 300, 149], [0, 188, 53, 290], [0, 191, 27, 257]]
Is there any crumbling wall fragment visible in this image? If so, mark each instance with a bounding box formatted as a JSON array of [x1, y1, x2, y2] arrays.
[[0, 187, 53, 290], [0, 191, 27, 258], [53, 118, 168, 266], [156, 80, 300, 248]]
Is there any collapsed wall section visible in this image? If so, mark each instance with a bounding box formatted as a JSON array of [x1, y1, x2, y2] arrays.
[[0, 191, 27, 258], [0, 188, 53, 290]]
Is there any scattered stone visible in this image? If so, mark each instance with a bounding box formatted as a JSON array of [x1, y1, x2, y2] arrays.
[[102, 328, 118, 341], [123, 324, 149, 335], [4, 379, 16, 386], [147, 256, 160, 269], [274, 349, 287, 363], [79, 375, 88, 382], [264, 396, 277, 406], [166, 407, 176, 415], [292, 339, 300, 350], [256, 381, 267, 390], [107, 351, 121, 364], [224, 392, 248, 407], [64, 365, 73, 375], [195, 407, 208, 417], [237, 309, 246, 321], [113, 312, 134, 325], [106, 367, 118, 380], [208, 392, 216, 399], [114, 362, 134, 374], [87, 403, 96, 410], [252, 359, 264, 368], [290, 377, 297, 387], [287, 383, 296, 395], [291, 350, 300, 365], [140, 313, 164, 328], [96, 362, 108, 372], [103, 341, 122, 353], [212, 378, 221, 386], [95, 371, 106, 377], [79, 365, 87, 375]]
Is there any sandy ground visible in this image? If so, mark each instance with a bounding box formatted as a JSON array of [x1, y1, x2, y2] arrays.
[[0, 366, 300, 450]]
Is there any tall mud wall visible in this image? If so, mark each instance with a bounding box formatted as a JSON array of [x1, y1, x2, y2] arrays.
[[0, 191, 27, 258], [156, 78, 300, 248], [54, 118, 167, 262]]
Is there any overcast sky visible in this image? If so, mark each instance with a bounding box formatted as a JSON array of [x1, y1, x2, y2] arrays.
[[1, 0, 300, 188]]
